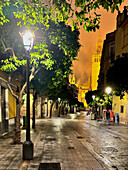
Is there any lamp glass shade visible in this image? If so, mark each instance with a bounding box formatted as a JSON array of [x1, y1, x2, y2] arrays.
[[105, 87, 112, 94], [58, 98, 61, 102], [22, 31, 34, 51], [92, 95, 95, 100]]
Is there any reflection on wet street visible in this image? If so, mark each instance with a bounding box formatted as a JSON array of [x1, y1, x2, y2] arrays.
[[1, 113, 127, 170], [33, 118, 104, 170], [67, 112, 128, 170]]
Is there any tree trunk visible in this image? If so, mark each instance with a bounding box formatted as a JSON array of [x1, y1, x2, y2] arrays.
[[62, 103, 66, 115], [32, 99, 35, 129], [32, 92, 37, 129], [62, 104, 64, 115], [64, 103, 66, 112], [41, 103, 43, 118], [58, 104, 61, 117], [49, 102, 54, 118], [70, 104, 72, 113], [13, 99, 21, 144], [47, 99, 48, 116], [98, 106, 100, 119]]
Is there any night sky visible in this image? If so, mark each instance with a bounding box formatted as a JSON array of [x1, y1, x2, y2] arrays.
[[72, 1, 127, 84]]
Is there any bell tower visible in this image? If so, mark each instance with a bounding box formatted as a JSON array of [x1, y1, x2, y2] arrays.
[[69, 74, 76, 85], [92, 34, 103, 91]]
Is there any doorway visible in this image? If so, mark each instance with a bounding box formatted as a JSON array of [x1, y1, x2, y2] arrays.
[[1, 87, 8, 133]]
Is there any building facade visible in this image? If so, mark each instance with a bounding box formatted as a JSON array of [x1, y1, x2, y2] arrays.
[[98, 31, 115, 93], [113, 6, 128, 124], [0, 71, 20, 136], [69, 75, 91, 107], [98, 6, 128, 124]]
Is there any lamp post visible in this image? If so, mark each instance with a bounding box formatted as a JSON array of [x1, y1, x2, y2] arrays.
[[58, 98, 61, 117], [32, 90, 36, 129], [22, 31, 34, 160], [92, 95, 97, 120], [105, 87, 112, 110], [92, 95, 95, 100], [92, 95, 95, 114], [105, 87, 112, 125]]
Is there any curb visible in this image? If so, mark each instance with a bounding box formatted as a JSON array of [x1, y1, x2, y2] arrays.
[[84, 120, 128, 140]]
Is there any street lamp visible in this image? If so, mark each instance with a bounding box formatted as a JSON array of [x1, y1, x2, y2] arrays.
[[58, 98, 61, 102], [58, 98, 61, 117], [105, 86, 112, 125], [92, 95, 97, 120], [105, 86, 112, 111], [92, 95, 95, 100], [22, 30, 34, 160], [105, 87, 112, 95]]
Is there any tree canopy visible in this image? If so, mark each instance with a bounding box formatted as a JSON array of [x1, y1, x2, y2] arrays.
[[85, 90, 112, 107], [0, 0, 124, 75], [1, 0, 124, 31], [0, 0, 125, 98], [31, 21, 80, 104], [106, 54, 128, 98], [0, 1, 81, 100]]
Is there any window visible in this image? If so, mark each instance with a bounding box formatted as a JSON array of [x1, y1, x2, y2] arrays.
[[121, 105, 124, 113], [123, 25, 128, 48], [109, 41, 115, 63], [94, 58, 99, 62]]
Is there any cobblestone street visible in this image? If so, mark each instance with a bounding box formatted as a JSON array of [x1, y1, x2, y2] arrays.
[[0, 113, 128, 169], [72, 112, 128, 170], [0, 117, 104, 170]]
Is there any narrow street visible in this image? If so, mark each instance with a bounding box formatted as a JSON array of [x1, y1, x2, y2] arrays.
[[0, 113, 128, 170], [21, 118, 105, 170]]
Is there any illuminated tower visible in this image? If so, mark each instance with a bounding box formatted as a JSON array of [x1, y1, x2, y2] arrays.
[[77, 76, 92, 107], [69, 74, 75, 85], [92, 36, 103, 91]]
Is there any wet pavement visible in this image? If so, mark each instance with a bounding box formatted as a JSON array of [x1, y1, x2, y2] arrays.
[[71, 112, 128, 170], [0, 113, 128, 170], [0, 117, 104, 170]]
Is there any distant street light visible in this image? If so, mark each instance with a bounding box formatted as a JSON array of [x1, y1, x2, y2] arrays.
[[92, 95, 95, 100], [105, 87, 112, 95], [58, 98, 61, 102], [92, 95, 97, 120], [58, 98, 61, 117], [105, 86, 112, 125], [22, 30, 34, 160]]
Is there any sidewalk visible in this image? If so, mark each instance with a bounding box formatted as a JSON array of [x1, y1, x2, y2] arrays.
[[76, 111, 128, 140], [84, 119, 128, 140], [0, 118, 105, 170]]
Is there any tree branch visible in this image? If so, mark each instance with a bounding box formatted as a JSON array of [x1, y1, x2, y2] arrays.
[[33, 66, 42, 76], [20, 82, 27, 101], [0, 37, 16, 59], [7, 83, 19, 100], [29, 66, 35, 81], [19, 66, 42, 100]]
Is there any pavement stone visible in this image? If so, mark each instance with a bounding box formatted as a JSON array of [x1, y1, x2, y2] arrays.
[[83, 119, 128, 140], [1, 116, 127, 170]]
